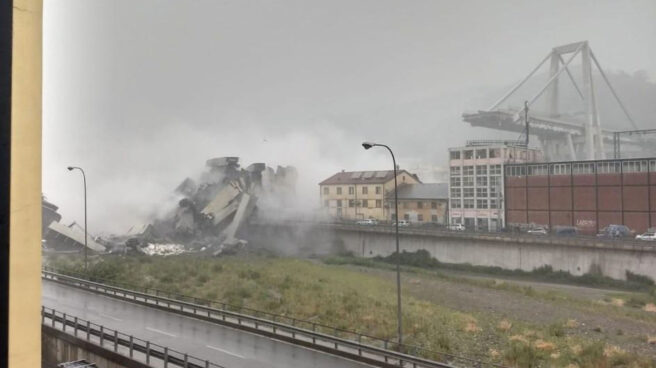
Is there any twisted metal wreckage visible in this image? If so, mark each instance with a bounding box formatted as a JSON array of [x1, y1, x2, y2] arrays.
[[43, 157, 297, 257]]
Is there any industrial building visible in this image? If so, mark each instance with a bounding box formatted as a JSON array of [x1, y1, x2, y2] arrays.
[[504, 157, 656, 234], [448, 142, 543, 231]]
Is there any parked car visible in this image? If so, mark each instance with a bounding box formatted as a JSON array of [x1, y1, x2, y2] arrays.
[[356, 219, 378, 226], [527, 227, 548, 235], [391, 220, 410, 227], [636, 230, 656, 241], [448, 223, 465, 231], [419, 222, 442, 229], [554, 226, 578, 236], [597, 224, 632, 238]]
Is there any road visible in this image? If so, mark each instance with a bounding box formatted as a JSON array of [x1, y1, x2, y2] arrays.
[[42, 279, 372, 368]]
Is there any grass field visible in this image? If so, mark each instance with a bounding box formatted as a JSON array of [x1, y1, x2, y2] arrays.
[[46, 253, 656, 367]]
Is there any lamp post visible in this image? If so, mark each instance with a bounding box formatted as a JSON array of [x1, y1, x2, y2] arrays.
[[362, 141, 403, 347], [67, 166, 88, 273]]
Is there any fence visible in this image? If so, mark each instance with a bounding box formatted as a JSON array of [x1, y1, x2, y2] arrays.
[[43, 270, 502, 368], [43, 306, 226, 368]]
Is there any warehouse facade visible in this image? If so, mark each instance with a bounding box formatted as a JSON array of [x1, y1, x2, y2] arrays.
[[504, 158, 656, 234]]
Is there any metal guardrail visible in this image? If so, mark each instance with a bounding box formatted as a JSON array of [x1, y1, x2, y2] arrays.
[[255, 220, 656, 250], [42, 306, 226, 368], [43, 270, 500, 368]]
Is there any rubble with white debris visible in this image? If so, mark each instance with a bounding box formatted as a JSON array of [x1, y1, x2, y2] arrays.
[[140, 243, 186, 256], [124, 156, 297, 256]]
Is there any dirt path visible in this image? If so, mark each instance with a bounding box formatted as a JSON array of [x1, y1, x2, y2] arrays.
[[346, 265, 656, 356]]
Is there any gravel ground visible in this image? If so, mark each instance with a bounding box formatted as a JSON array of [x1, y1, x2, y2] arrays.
[[348, 265, 656, 357]]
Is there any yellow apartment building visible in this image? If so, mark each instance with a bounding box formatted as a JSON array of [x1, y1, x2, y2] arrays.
[[319, 170, 421, 221]]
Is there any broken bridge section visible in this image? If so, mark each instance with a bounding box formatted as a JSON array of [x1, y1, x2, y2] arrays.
[[111, 156, 298, 256]]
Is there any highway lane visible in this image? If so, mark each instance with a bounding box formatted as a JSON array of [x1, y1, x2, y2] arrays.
[[43, 279, 372, 368]]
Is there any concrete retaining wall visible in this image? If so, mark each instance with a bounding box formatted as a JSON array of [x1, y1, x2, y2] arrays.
[[246, 223, 656, 281], [42, 325, 149, 368]]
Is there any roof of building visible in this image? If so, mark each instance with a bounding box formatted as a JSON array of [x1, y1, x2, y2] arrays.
[[395, 183, 448, 200], [319, 170, 421, 185]]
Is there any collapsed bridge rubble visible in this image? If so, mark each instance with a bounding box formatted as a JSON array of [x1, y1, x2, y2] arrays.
[[122, 157, 297, 256]]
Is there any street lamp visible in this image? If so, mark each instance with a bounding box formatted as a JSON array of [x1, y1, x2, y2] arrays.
[[67, 166, 88, 273], [362, 141, 403, 347]]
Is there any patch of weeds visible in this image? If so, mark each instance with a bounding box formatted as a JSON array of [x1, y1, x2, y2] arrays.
[[504, 341, 543, 367], [547, 323, 565, 337]]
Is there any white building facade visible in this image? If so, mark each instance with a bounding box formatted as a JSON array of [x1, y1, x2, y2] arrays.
[[448, 143, 542, 231]]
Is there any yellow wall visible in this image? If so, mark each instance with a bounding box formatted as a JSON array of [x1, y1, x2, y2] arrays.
[[395, 199, 448, 224], [10, 0, 43, 367], [319, 171, 420, 221]]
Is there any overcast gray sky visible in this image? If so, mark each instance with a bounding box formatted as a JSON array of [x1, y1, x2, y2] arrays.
[[43, 0, 656, 233]]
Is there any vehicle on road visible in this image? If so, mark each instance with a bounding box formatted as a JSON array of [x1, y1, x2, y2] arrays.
[[636, 230, 656, 241], [419, 222, 442, 229], [392, 220, 410, 227], [554, 226, 578, 236], [597, 224, 633, 238], [527, 227, 548, 235], [356, 219, 378, 226], [448, 223, 465, 231]]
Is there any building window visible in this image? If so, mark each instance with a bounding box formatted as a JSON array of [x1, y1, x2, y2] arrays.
[[490, 176, 501, 187], [463, 199, 475, 208], [622, 160, 648, 173], [404, 214, 410, 221], [375, 186, 381, 194], [375, 200, 382, 208], [506, 166, 526, 176], [451, 199, 461, 208], [348, 199, 355, 207], [490, 199, 498, 209], [490, 149, 500, 158], [476, 149, 487, 159], [464, 150, 474, 159], [450, 166, 461, 175], [450, 177, 461, 187], [463, 166, 474, 175], [450, 151, 461, 160], [528, 164, 548, 176], [476, 187, 488, 197], [490, 186, 499, 197], [348, 186, 354, 195], [463, 188, 474, 198], [550, 163, 571, 175], [476, 176, 487, 186], [490, 165, 502, 175], [361, 199, 368, 208], [597, 161, 620, 173], [476, 199, 488, 209], [337, 200, 342, 207], [336, 187, 342, 195], [417, 214, 424, 222], [450, 188, 461, 197], [417, 201, 423, 209], [431, 215, 438, 222], [651, 160, 656, 172], [463, 176, 474, 187], [362, 186, 368, 194], [572, 163, 595, 174], [323, 187, 329, 195], [476, 165, 487, 175], [431, 201, 437, 209]]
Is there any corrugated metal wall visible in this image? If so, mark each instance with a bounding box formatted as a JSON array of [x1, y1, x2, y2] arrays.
[[505, 159, 656, 234]]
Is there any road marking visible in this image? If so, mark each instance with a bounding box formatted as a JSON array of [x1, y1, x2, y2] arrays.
[[99, 313, 123, 322], [206, 345, 245, 359], [146, 327, 176, 338]]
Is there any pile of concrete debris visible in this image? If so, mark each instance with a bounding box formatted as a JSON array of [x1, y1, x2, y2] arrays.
[[122, 157, 297, 256]]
